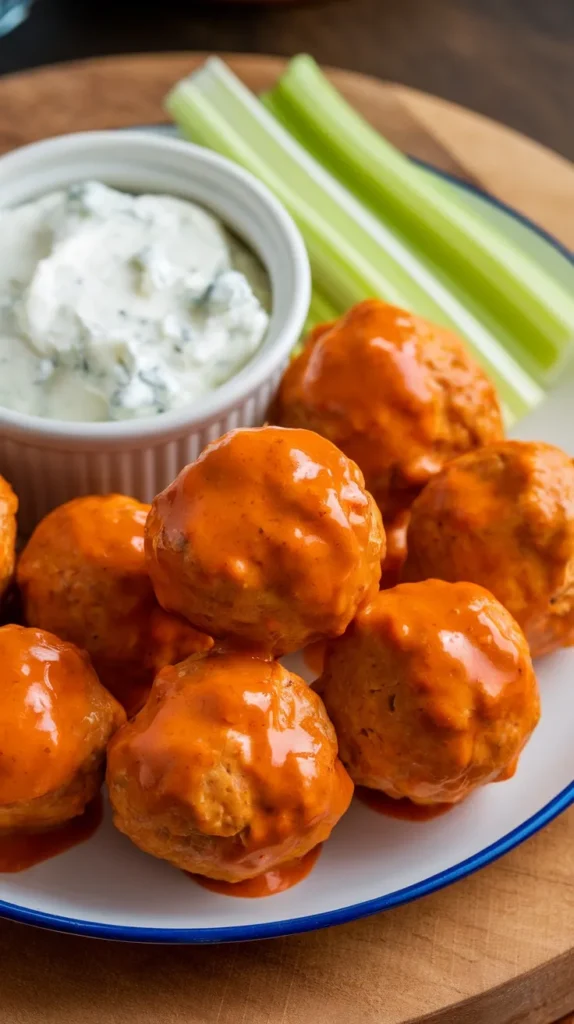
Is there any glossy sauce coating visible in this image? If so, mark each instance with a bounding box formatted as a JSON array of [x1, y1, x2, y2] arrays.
[[17, 494, 213, 714], [404, 441, 574, 657], [0, 795, 103, 872], [272, 301, 504, 520], [191, 845, 321, 898], [0, 475, 17, 600], [145, 426, 384, 656], [318, 580, 539, 805], [107, 651, 353, 882], [0, 624, 124, 833]]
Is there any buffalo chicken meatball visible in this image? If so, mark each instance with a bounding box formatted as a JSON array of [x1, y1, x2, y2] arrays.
[[403, 441, 574, 658], [0, 476, 17, 600], [17, 495, 213, 714], [318, 581, 539, 805], [145, 426, 384, 656], [107, 651, 353, 882], [0, 624, 124, 833], [271, 300, 504, 521]]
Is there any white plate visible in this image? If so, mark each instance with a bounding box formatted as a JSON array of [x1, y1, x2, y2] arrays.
[[0, 146, 573, 943]]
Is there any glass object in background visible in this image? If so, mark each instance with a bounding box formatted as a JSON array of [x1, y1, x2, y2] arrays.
[[0, 0, 31, 36]]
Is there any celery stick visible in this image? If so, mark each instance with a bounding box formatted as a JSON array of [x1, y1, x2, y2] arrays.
[[268, 55, 574, 385], [168, 86, 428, 312], [297, 290, 337, 352], [169, 61, 456, 321], [166, 61, 542, 421], [306, 290, 339, 331]]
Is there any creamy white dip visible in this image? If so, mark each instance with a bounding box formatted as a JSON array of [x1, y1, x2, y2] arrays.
[[0, 182, 270, 421]]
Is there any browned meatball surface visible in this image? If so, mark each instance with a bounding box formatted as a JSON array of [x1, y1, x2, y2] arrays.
[[0, 624, 125, 834], [404, 441, 574, 658], [0, 476, 17, 600], [145, 426, 384, 656], [17, 494, 213, 714], [272, 300, 504, 521], [107, 652, 353, 882], [318, 581, 540, 806]]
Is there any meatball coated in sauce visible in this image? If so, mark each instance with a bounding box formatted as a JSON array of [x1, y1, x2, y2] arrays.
[[404, 441, 574, 658], [318, 581, 539, 806], [17, 495, 213, 715], [271, 301, 504, 521], [145, 426, 384, 656], [0, 624, 125, 833], [107, 652, 353, 882], [0, 476, 17, 600]]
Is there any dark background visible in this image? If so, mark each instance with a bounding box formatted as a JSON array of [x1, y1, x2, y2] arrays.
[[0, 0, 573, 160]]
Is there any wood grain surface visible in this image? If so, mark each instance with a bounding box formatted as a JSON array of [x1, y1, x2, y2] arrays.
[[1, 0, 573, 164], [0, 808, 573, 1024], [0, 53, 572, 1024], [1, 52, 574, 250]]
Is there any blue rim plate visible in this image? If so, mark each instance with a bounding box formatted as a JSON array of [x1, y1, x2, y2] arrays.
[[0, 157, 572, 944], [0, 779, 571, 943]]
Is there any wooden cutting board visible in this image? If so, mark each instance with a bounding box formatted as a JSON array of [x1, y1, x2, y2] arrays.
[[0, 53, 572, 1024]]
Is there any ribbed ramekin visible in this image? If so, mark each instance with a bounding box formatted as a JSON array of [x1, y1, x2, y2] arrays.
[[0, 131, 311, 532]]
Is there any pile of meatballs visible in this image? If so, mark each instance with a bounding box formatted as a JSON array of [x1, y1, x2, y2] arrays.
[[2, 299, 573, 889]]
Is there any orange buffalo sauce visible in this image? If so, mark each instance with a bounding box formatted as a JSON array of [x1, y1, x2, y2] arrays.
[[191, 846, 321, 898], [320, 581, 540, 807], [0, 624, 123, 856], [272, 300, 504, 521], [0, 624, 122, 811], [404, 441, 574, 659], [145, 425, 383, 657], [17, 494, 213, 714], [107, 652, 354, 884], [0, 474, 17, 602], [0, 796, 103, 873]]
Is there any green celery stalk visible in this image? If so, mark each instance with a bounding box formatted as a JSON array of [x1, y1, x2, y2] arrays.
[[305, 290, 339, 332], [297, 290, 338, 353], [267, 55, 574, 386], [168, 63, 457, 319], [168, 84, 432, 312], [166, 60, 542, 422]]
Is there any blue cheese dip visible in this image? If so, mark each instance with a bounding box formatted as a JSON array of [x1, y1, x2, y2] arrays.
[[0, 181, 270, 421]]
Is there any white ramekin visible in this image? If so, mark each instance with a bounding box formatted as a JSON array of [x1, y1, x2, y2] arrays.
[[0, 131, 311, 531]]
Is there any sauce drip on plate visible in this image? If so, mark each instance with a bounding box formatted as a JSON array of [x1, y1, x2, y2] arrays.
[[356, 787, 454, 821], [190, 845, 321, 898], [0, 795, 103, 872]]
